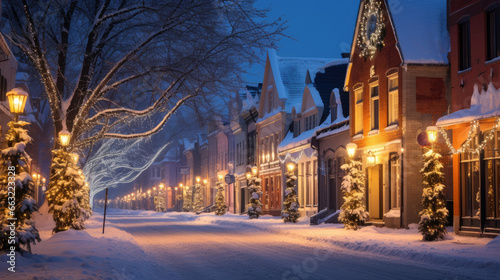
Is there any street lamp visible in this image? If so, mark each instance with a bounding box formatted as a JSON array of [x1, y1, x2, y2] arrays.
[[251, 166, 258, 176], [367, 151, 376, 166], [286, 162, 295, 173], [203, 179, 207, 185], [246, 172, 252, 180], [427, 126, 438, 144], [58, 130, 71, 147], [218, 174, 224, 183], [196, 176, 201, 183], [6, 88, 28, 122], [346, 143, 357, 159]]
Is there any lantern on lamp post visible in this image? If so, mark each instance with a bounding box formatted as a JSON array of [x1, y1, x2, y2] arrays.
[[427, 126, 438, 149], [58, 130, 71, 149], [6, 88, 28, 122], [346, 143, 357, 160]]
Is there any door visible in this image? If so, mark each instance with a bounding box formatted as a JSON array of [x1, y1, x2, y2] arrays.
[[368, 165, 383, 219]]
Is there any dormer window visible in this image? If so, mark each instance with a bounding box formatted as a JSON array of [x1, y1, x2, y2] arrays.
[[305, 114, 316, 131]]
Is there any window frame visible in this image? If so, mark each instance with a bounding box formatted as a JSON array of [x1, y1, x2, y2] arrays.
[[370, 82, 379, 131], [459, 19, 471, 71], [354, 87, 363, 134], [387, 74, 399, 125]]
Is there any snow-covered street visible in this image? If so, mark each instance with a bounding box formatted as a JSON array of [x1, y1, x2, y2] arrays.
[[4, 208, 499, 280]]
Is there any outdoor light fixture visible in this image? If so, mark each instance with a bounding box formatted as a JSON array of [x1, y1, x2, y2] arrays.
[[159, 184, 164, 189], [175, 187, 178, 190], [42, 178, 46, 183], [180, 183, 183, 188], [286, 162, 295, 172], [427, 126, 438, 143], [346, 143, 357, 159], [203, 179, 207, 184], [58, 130, 71, 147], [147, 190, 151, 195], [251, 166, 258, 175], [196, 176, 201, 183], [218, 174, 224, 182], [367, 151, 376, 166], [153, 187, 156, 191], [246, 172, 251, 180], [6, 88, 28, 120]]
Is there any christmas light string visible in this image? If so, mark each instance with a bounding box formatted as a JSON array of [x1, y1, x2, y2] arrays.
[[278, 150, 318, 164], [439, 118, 500, 155]]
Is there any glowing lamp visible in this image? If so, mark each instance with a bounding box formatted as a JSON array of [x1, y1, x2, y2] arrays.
[[196, 176, 201, 183], [367, 151, 376, 166], [58, 130, 71, 147], [153, 187, 157, 191], [426, 126, 438, 143], [218, 174, 224, 182], [203, 179, 207, 184], [180, 183, 183, 188], [42, 178, 46, 183], [175, 187, 178, 190], [6, 88, 28, 115], [246, 172, 252, 180], [286, 162, 295, 172], [251, 166, 258, 176], [159, 184, 164, 189], [147, 190, 151, 194], [346, 143, 357, 159]]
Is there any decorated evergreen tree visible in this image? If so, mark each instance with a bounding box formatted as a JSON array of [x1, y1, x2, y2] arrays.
[[0, 121, 41, 253], [183, 186, 193, 212], [339, 160, 369, 230], [282, 164, 299, 223], [215, 182, 227, 216], [419, 149, 448, 241], [247, 173, 262, 219], [46, 149, 91, 233], [193, 182, 204, 214]]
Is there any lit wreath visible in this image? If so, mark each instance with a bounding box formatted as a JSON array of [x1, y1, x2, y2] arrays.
[[357, 0, 385, 59]]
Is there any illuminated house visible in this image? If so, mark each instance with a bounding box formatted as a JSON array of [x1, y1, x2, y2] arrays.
[[435, 0, 500, 237], [344, 0, 451, 227]]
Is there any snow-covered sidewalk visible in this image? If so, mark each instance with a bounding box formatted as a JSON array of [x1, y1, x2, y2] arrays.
[[1, 208, 499, 279]]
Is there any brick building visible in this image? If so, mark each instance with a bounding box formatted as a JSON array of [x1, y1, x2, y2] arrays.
[[345, 0, 451, 227], [436, 0, 500, 237]]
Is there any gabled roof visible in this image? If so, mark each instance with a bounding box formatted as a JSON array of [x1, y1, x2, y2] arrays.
[[267, 49, 333, 113], [345, 0, 449, 89]]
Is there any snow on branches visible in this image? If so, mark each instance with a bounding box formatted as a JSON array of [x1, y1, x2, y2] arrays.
[[215, 182, 227, 216], [193, 183, 204, 215], [339, 160, 369, 230], [46, 149, 91, 233], [419, 149, 448, 241], [282, 171, 300, 223], [0, 121, 40, 254], [247, 175, 262, 219]]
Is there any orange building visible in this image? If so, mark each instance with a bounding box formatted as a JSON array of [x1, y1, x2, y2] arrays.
[[436, 0, 500, 237], [345, 0, 451, 227]]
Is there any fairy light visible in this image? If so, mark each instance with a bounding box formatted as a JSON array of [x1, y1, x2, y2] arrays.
[[278, 150, 318, 164], [439, 118, 500, 155]]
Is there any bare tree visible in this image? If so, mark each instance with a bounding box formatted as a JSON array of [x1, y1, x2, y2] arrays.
[[2, 0, 285, 151]]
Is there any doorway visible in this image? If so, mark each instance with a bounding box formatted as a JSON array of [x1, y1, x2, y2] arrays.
[[367, 164, 383, 219]]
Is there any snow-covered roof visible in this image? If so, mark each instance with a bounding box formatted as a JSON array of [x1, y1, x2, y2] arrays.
[[319, 58, 349, 70], [267, 49, 333, 113], [437, 83, 500, 127], [240, 88, 259, 115], [278, 89, 349, 152], [389, 0, 449, 64], [306, 84, 324, 109]]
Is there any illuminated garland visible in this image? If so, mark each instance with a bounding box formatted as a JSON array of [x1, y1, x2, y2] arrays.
[[278, 150, 318, 164], [357, 0, 385, 59], [440, 118, 500, 154]]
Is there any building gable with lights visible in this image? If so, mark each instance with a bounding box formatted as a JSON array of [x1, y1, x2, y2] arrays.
[[344, 0, 451, 228]]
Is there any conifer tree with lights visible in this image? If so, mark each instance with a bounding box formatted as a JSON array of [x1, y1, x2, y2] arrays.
[[193, 182, 204, 214], [215, 182, 227, 216], [282, 164, 300, 223], [247, 173, 262, 219], [46, 149, 90, 233], [339, 160, 368, 230], [418, 149, 448, 241], [183, 187, 193, 212], [0, 121, 41, 253]]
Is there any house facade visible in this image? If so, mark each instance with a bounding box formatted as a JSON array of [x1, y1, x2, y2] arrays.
[[345, 0, 451, 227], [435, 0, 500, 237], [257, 50, 332, 216]]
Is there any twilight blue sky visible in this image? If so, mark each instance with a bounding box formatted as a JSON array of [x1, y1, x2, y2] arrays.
[[243, 0, 360, 84]]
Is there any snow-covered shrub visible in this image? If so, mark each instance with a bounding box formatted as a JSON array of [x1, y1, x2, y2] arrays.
[[282, 170, 299, 223], [193, 183, 204, 214], [0, 121, 41, 253], [46, 149, 91, 233], [215, 182, 226, 216], [339, 160, 368, 230], [247, 175, 262, 219], [419, 149, 448, 241]]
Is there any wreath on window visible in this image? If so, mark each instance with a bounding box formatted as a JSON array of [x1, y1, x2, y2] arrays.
[[357, 0, 386, 60]]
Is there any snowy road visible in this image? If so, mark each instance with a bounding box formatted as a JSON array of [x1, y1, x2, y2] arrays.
[[104, 210, 499, 280]]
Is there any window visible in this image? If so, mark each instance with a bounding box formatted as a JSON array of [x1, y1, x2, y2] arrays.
[[370, 84, 379, 130], [389, 153, 401, 209], [355, 88, 363, 134], [488, 8, 500, 60], [388, 76, 399, 125], [459, 20, 471, 70], [304, 115, 316, 131]]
